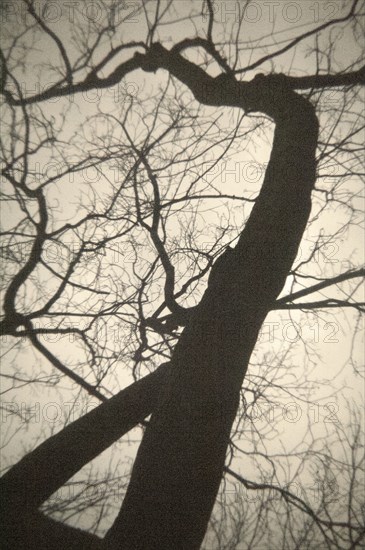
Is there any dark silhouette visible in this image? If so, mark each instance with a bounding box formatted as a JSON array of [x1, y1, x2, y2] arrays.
[[1, 2, 364, 548]]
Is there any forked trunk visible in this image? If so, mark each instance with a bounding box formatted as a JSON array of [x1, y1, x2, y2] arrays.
[[103, 78, 319, 549]]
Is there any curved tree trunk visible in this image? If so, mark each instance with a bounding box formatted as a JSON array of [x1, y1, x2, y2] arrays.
[[0, 363, 169, 517], [103, 74, 319, 549], [1, 45, 319, 549], [2, 510, 101, 550]]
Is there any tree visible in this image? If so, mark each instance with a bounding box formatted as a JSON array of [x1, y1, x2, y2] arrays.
[[0, 1, 364, 548]]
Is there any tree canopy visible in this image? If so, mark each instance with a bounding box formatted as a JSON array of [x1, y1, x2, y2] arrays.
[[0, 1, 364, 548]]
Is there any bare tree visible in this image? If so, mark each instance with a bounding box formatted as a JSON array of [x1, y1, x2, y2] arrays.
[[0, 1, 364, 548]]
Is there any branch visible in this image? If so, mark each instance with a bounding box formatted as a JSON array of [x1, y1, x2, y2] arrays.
[[205, 0, 214, 42], [2, 56, 141, 106], [225, 467, 363, 535], [274, 299, 365, 311], [25, 0, 73, 85], [2, 510, 101, 550], [122, 132, 190, 322], [1, 183, 48, 328], [276, 268, 365, 305], [234, 0, 361, 74], [285, 66, 365, 90], [27, 326, 107, 402], [2, 40, 364, 109], [0, 362, 169, 512]]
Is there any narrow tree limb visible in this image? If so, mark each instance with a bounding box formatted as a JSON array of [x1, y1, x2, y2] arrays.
[[275, 299, 365, 311], [28, 330, 107, 402], [2, 43, 364, 107], [233, 0, 360, 73], [224, 467, 363, 536], [3, 510, 101, 550], [277, 268, 365, 304], [285, 66, 365, 89], [0, 362, 169, 515]]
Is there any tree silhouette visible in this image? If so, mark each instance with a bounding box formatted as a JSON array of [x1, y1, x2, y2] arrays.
[[1, 1, 364, 548]]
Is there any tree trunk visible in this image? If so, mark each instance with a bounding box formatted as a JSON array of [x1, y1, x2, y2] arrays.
[[1, 46, 319, 548], [2, 510, 101, 550], [103, 77, 319, 549], [0, 363, 170, 521]]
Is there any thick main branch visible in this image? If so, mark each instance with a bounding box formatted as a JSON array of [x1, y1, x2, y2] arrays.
[[7, 41, 364, 550], [103, 62, 319, 550]]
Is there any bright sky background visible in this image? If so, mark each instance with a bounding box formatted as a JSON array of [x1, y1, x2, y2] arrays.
[[0, 0, 364, 543]]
